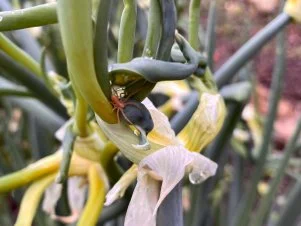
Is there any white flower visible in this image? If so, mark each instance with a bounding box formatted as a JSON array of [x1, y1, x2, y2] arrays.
[[97, 98, 218, 226], [42, 176, 87, 223]]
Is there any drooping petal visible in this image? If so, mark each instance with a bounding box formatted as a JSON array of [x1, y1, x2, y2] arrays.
[[68, 176, 87, 214], [124, 145, 218, 226], [142, 98, 179, 146], [42, 176, 88, 224], [125, 171, 161, 226], [177, 93, 226, 152], [42, 182, 63, 217], [53, 176, 88, 223], [105, 165, 138, 206]]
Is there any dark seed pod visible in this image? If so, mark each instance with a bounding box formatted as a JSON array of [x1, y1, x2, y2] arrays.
[[122, 99, 154, 134]]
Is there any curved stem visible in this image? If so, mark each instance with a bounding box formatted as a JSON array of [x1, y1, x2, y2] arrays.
[[14, 174, 56, 226], [0, 152, 61, 193], [0, 3, 57, 31], [205, 0, 217, 69], [215, 12, 291, 88], [142, 0, 161, 57], [0, 89, 34, 97], [57, 0, 116, 123], [94, 0, 112, 99], [77, 164, 106, 226], [73, 91, 89, 137], [232, 26, 286, 226], [0, 33, 42, 77], [0, 51, 68, 119], [118, 0, 137, 63], [188, 0, 202, 50]]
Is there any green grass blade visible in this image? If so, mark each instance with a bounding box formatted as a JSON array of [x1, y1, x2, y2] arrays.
[[94, 0, 113, 99], [0, 52, 68, 118], [188, 0, 202, 50], [0, 33, 42, 77], [117, 0, 137, 63], [0, 89, 34, 97], [142, 0, 161, 57], [253, 116, 301, 226], [0, 3, 57, 31], [157, 0, 176, 60], [205, 0, 217, 70], [276, 177, 301, 226], [0, 77, 64, 132], [231, 28, 286, 226]]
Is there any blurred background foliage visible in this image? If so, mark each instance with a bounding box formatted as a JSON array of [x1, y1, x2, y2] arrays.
[[0, 0, 300, 226]]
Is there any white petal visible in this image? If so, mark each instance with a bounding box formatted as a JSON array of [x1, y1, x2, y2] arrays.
[[139, 146, 194, 213], [124, 145, 218, 226], [55, 119, 73, 142], [105, 165, 138, 206], [142, 98, 179, 146], [52, 176, 87, 224], [188, 152, 218, 184], [42, 177, 87, 224], [42, 183, 62, 215], [125, 172, 161, 226], [67, 176, 87, 212], [96, 98, 178, 163]]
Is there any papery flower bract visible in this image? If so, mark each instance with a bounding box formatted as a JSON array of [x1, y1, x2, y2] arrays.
[[43, 176, 88, 223], [178, 92, 226, 152], [99, 98, 219, 226]]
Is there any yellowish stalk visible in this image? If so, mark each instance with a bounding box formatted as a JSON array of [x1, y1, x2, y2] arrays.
[[77, 164, 106, 226], [56, 0, 116, 123], [73, 88, 89, 137], [99, 141, 119, 172], [0, 152, 61, 193], [14, 174, 56, 226], [0, 33, 42, 77], [158, 100, 174, 118]]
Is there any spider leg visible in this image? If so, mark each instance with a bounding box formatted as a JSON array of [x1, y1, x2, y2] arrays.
[[120, 109, 135, 126], [120, 109, 142, 134], [112, 105, 118, 111]]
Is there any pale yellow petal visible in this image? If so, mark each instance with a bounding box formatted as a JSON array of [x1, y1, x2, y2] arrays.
[[105, 165, 138, 206]]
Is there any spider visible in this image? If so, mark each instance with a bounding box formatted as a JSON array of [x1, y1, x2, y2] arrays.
[[110, 88, 154, 135]]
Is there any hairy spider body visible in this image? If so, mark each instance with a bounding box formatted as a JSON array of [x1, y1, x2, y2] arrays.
[[110, 94, 154, 134]]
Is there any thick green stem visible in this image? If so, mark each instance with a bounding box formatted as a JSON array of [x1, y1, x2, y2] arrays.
[[0, 33, 42, 77], [118, 0, 137, 63], [0, 51, 68, 119], [143, 0, 161, 57], [94, 0, 112, 99], [57, 0, 116, 123], [188, 0, 201, 50], [205, 0, 217, 69], [0, 3, 57, 31], [73, 91, 89, 137]]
